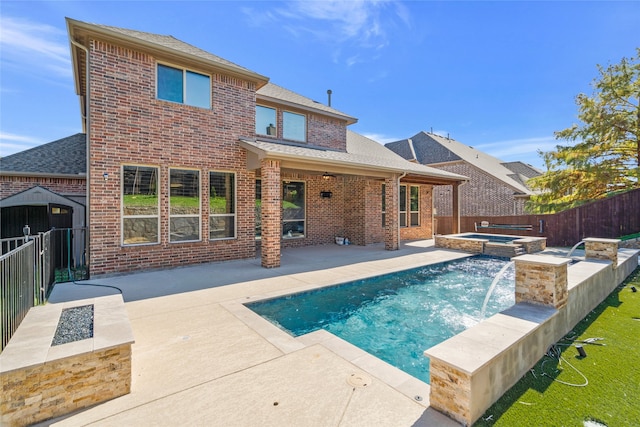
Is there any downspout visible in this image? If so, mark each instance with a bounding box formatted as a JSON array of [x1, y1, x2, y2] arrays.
[[397, 171, 407, 247], [71, 39, 90, 275]]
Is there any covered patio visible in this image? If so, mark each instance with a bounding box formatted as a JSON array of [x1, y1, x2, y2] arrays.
[[241, 132, 467, 268]]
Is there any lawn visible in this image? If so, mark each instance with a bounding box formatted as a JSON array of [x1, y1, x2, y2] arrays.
[[474, 267, 640, 426]]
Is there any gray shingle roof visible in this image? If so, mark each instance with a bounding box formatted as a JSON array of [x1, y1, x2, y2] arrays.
[[257, 83, 357, 124], [239, 131, 467, 183], [386, 131, 540, 194], [67, 18, 268, 85], [1, 133, 86, 176]]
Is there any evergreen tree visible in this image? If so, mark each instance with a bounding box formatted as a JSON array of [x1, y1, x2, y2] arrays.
[[528, 48, 639, 213]]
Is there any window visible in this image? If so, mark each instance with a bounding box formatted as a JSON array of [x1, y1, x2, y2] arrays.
[[283, 111, 306, 142], [122, 165, 159, 245], [381, 183, 386, 228], [209, 172, 235, 239], [255, 179, 262, 239], [399, 185, 420, 227], [169, 168, 200, 242], [410, 186, 420, 226], [283, 181, 305, 238], [157, 63, 210, 109], [399, 185, 407, 227], [256, 106, 277, 136]]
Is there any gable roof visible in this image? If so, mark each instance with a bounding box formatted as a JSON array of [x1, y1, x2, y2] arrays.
[[66, 18, 269, 97], [239, 131, 467, 185], [386, 131, 540, 194], [1, 133, 86, 178], [257, 83, 357, 125]]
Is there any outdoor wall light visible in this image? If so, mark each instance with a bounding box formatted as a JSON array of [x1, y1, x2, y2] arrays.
[[322, 172, 335, 180], [103, 172, 109, 181]]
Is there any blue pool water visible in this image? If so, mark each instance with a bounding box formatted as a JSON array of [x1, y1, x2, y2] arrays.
[[246, 256, 515, 384], [462, 234, 520, 243]]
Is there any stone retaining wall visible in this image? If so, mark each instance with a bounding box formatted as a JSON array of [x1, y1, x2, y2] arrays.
[[0, 295, 134, 427]]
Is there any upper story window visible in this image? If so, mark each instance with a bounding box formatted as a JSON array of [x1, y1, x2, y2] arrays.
[[283, 111, 306, 142], [157, 63, 211, 109], [256, 106, 277, 136]]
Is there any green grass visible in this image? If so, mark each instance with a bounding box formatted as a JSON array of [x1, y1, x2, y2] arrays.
[[474, 267, 640, 426], [123, 194, 158, 207]]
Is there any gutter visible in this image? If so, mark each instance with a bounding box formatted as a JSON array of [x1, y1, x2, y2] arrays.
[[70, 36, 91, 274], [0, 171, 86, 179]]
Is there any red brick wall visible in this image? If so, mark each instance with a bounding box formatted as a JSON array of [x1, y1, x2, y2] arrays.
[[87, 38, 257, 276], [0, 176, 85, 199], [434, 162, 528, 216]]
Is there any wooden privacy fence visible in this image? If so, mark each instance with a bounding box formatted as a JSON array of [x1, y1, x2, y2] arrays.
[[435, 188, 640, 247]]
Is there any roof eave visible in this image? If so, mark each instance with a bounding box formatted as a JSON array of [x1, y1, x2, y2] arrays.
[[66, 18, 270, 88], [256, 94, 357, 125], [0, 171, 87, 179]]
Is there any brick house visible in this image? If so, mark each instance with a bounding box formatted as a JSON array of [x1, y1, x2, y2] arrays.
[[64, 18, 467, 276], [386, 131, 541, 218]]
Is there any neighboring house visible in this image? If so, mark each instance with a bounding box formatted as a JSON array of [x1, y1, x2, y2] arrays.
[[386, 131, 541, 218], [0, 133, 87, 239], [60, 18, 466, 276]]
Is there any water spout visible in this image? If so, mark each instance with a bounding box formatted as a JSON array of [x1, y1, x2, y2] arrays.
[[480, 261, 514, 319], [567, 240, 586, 258]]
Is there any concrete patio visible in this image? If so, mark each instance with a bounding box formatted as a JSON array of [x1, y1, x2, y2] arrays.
[[37, 240, 467, 427]]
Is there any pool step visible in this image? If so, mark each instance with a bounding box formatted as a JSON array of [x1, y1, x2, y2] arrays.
[[484, 242, 526, 258]]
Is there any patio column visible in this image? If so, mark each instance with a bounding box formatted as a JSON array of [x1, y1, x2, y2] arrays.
[[452, 182, 460, 234], [384, 175, 399, 250], [261, 159, 281, 268]]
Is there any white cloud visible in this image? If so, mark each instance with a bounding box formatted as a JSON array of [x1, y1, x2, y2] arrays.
[[475, 136, 558, 159], [244, 0, 410, 67], [360, 132, 399, 144], [0, 16, 71, 77], [0, 132, 43, 157]]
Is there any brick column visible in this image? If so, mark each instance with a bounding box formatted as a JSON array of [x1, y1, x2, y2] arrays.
[[514, 255, 571, 309], [584, 238, 619, 268], [384, 176, 399, 250], [261, 159, 281, 268]]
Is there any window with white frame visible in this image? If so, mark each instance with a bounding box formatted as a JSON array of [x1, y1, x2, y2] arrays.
[[169, 168, 200, 242], [256, 106, 277, 136], [255, 179, 262, 239], [381, 183, 386, 228], [157, 63, 211, 109], [122, 165, 159, 245], [282, 181, 305, 238], [209, 171, 235, 239], [283, 111, 306, 142], [399, 185, 407, 227]]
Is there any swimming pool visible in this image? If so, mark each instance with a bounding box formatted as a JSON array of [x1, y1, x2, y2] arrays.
[[246, 256, 515, 384]]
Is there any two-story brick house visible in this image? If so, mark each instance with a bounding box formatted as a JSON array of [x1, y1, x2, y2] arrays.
[[386, 131, 541, 219], [66, 18, 467, 276]]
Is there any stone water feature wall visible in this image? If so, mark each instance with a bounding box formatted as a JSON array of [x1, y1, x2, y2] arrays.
[[0, 295, 134, 427], [425, 238, 638, 426]]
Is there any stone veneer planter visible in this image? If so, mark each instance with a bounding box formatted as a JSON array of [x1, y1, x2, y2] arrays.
[[0, 295, 134, 427]]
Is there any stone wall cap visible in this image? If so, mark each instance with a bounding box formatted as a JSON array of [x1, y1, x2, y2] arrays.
[[583, 237, 621, 243], [513, 254, 572, 266]]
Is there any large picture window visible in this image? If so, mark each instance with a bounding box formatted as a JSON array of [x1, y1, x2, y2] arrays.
[[283, 111, 306, 142], [381, 183, 386, 228], [122, 165, 159, 245], [209, 171, 235, 239], [283, 181, 305, 238], [255, 179, 262, 239], [399, 185, 407, 227], [157, 63, 211, 109], [170, 168, 200, 242], [256, 106, 277, 136]]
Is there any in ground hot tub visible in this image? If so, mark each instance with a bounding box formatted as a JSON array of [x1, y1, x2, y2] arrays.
[[435, 232, 546, 257]]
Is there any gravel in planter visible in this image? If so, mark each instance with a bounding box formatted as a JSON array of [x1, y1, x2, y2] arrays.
[[52, 304, 94, 346]]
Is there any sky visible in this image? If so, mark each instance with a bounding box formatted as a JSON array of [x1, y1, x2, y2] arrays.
[[1, 1, 639, 170]]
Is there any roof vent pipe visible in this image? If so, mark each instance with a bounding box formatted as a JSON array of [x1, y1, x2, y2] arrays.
[[327, 89, 332, 107]]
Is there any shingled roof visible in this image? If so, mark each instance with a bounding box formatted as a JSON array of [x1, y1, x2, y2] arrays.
[[386, 131, 540, 194], [257, 83, 357, 124], [239, 131, 467, 185], [1, 133, 86, 177]]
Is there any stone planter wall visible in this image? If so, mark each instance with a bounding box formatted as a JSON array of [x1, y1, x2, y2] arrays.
[[0, 295, 134, 427]]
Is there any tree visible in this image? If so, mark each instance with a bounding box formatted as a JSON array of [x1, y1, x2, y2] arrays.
[[527, 48, 639, 214]]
